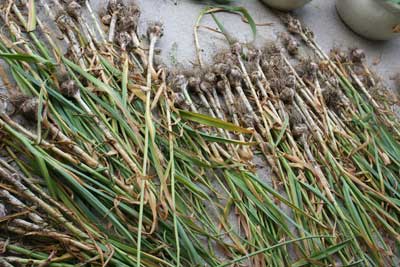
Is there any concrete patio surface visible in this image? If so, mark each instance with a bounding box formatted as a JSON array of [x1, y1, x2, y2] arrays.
[[136, 0, 400, 91]]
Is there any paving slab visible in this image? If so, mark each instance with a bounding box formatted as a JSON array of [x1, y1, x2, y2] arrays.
[[136, 0, 400, 91]]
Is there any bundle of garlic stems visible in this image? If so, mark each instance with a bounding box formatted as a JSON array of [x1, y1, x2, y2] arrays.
[[0, 1, 398, 266]]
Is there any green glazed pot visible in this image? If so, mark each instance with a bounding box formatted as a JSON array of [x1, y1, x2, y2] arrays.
[[336, 0, 400, 40], [261, 0, 312, 11]]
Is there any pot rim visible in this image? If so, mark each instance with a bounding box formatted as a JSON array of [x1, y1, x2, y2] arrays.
[[262, 0, 313, 8], [378, 0, 400, 14]]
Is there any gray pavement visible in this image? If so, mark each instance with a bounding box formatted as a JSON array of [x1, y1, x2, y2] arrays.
[[136, 0, 400, 91]]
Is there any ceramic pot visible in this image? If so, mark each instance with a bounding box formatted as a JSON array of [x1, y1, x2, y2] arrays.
[[261, 0, 312, 11], [336, 0, 400, 40]]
